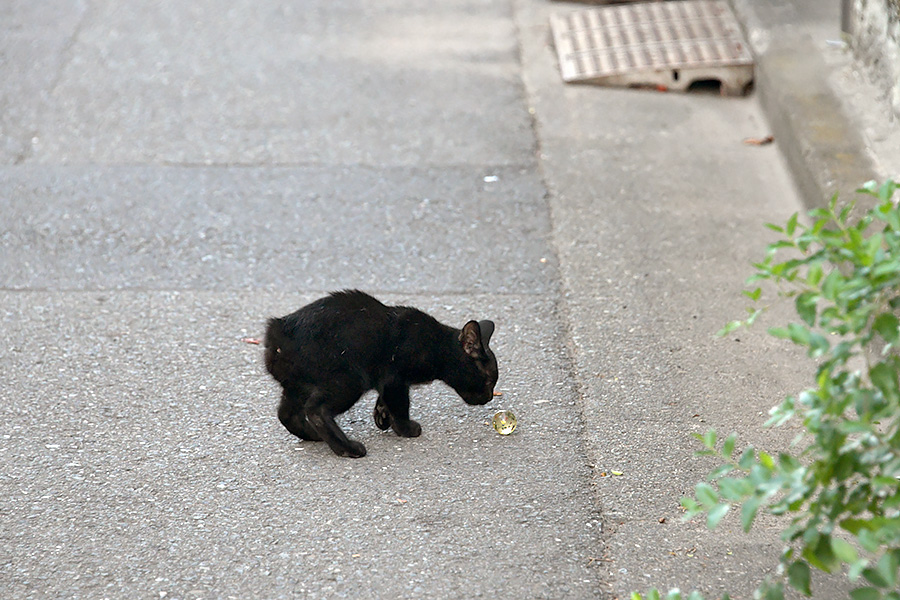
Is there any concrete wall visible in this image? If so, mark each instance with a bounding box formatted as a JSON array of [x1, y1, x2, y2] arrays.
[[846, 0, 900, 119]]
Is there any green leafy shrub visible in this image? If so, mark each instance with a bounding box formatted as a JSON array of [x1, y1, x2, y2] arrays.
[[634, 180, 900, 600]]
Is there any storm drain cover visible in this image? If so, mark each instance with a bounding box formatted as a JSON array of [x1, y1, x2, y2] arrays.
[[549, 0, 753, 95]]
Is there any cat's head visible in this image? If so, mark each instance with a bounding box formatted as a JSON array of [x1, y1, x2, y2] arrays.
[[456, 319, 499, 405]]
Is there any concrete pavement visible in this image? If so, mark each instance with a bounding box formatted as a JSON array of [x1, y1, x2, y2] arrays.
[[517, 2, 802, 597], [730, 0, 900, 207], [1, 0, 893, 598]]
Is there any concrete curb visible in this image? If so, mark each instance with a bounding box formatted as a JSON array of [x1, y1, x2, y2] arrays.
[[727, 0, 880, 209]]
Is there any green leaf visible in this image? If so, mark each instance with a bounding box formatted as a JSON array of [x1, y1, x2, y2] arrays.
[[695, 482, 719, 509], [767, 242, 794, 255], [696, 430, 717, 450], [788, 561, 812, 596], [875, 551, 899, 588], [873, 313, 900, 344], [809, 206, 831, 220], [762, 581, 785, 600], [795, 292, 818, 326], [722, 433, 737, 458], [707, 464, 734, 481], [768, 326, 790, 340], [829, 191, 841, 213], [862, 566, 889, 588], [707, 503, 729, 529], [850, 558, 871, 582], [718, 477, 751, 500], [885, 207, 900, 231], [807, 332, 830, 358], [842, 518, 869, 535], [821, 269, 844, 299], [886, 490, 900, 511], [877, 179, 898, 202], [738, 447, 756, 470], [831, 537, 859, 564], [746, 308, 763, 326], [743, 287, 762, 301], [872, 259, 900, 279], [787, 323, 812, 346], [807, 262, 824, 286], [802, 535, 838, 573], [863, 233, 884, 266], [850, 587, 882, 600], [872, 476, 899, 488], [740, 495, 761, 532], [786, 213, 799, 237], [859, 180, 880, 194], [717, 320, 743, 337], [681, 497, 702, 521], [860, 529, 881, 553], [848, 222, 864, 248], [870, 362, 900, 403]]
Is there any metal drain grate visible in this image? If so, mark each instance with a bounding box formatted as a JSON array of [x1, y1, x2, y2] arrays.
[[549, 0, 754, 95]]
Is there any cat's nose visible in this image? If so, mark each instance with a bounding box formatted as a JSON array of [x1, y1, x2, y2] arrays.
[[465, 392, 493, 406]]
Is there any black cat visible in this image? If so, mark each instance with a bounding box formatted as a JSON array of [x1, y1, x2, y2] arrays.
[[264, 290, 499, 458]]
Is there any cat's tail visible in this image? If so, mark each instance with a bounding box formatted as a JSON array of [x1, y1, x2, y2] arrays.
[[264, 317, 292, 383]]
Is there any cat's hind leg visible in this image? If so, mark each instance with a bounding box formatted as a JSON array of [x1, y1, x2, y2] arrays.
[[278, 389, 322, 441], [306, 389, 367, 458]]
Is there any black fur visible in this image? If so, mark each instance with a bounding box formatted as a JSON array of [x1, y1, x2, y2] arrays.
[[264, 290, 498, 458]]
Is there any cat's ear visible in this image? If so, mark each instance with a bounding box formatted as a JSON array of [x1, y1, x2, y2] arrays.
[[460, 320, 486, 359], [478, 320, 495, 349]]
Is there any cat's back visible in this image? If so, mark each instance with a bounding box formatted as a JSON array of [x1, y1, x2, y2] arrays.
[[265, 290, 393, 383], [280, 290, 391, 341]]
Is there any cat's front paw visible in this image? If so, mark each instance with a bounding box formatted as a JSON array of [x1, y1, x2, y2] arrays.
[[392, 419, 422, 438], [374, 402, 392, 430], [341, 440, 367, 458]]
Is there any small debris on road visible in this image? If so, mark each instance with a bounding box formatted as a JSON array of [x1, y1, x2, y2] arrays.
[[743, 135, 774, 146]]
